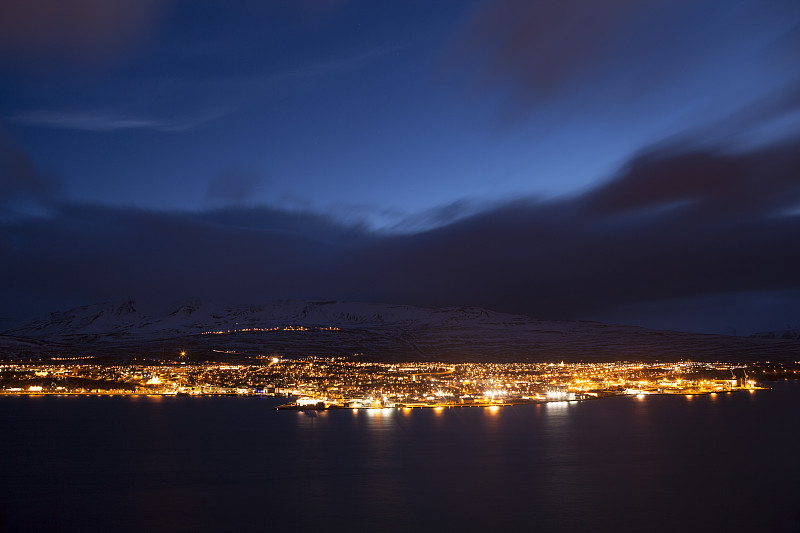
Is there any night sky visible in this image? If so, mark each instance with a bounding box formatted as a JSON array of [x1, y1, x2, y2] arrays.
[[2, 0, 799, 334]]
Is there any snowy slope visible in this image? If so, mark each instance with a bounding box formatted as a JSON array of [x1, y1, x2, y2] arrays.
[[5, 300, 799, 362], [7, 300, 532, 342]]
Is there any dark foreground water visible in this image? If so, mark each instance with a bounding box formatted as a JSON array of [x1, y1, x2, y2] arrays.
[[2, 383, 800, 533]]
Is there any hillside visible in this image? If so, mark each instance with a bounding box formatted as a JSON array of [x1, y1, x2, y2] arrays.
[[4, 300, 799, 362]]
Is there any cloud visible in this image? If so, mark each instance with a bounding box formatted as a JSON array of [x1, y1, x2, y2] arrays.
[[2, 129, 799, 333], [7, 41, 402, 133], [383, 199, 480, 233], [204, 168, 267, 208], [453, 0, 655, 100], [264, 44, 408, 87], [0, 128, 60, 219], [0, 0, 171, 67], [452, 0, 800, 115], [580, 139, 800, 219], [11, 109, 226, 133], [0, 204, 360, 315], [198, 206, 368, 245]]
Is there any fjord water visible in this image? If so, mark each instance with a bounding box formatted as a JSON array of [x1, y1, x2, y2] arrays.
[[2, 383, 799, 533]]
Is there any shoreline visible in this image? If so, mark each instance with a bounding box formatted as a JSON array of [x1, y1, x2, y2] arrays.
[[274, 387, 770, 411]]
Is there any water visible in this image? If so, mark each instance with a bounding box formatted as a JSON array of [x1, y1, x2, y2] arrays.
[[2, 383, 799, 533]]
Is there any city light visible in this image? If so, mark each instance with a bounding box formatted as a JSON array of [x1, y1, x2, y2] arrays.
[[0, 359, 780, 411]]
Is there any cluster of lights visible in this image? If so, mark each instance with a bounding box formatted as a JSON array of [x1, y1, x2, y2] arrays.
[[201, 325, 340, 335], [0, 359, 783, 403]]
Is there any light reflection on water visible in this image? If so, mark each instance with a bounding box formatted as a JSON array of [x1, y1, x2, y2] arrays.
[[1, 385, 799, 533]]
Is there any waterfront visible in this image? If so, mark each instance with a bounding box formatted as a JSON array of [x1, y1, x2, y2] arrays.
[[2, 382, 799, 532], [2, 359, 787, 402]]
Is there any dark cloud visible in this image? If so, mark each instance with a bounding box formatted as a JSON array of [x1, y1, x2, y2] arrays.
[[0, 204, 352, 317], [358, 138, 800, 319], [2, 134, 799, 333], [0, 128, 60, 219], [205, 168, 266, 208], [0, 0, 170, 67], [452, 0, 800, 113], [454, 0, 653, 99], [581, 139, 800, 219]]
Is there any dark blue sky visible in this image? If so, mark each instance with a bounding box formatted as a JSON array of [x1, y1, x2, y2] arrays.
[[2, 0, 800, 334]]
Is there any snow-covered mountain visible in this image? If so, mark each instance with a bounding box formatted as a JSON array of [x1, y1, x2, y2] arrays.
[[752, 327, 800, 341], [7, 300, 520, 342], [4, 300, 799, 362]]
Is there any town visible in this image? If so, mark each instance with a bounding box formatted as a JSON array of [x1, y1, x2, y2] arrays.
[[2, 358, 795, 408]]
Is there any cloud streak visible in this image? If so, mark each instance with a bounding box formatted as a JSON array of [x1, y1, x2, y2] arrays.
[[11, 109, 226, 133], [7, 43, 405, 135], [264, 44, 408, 87]]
